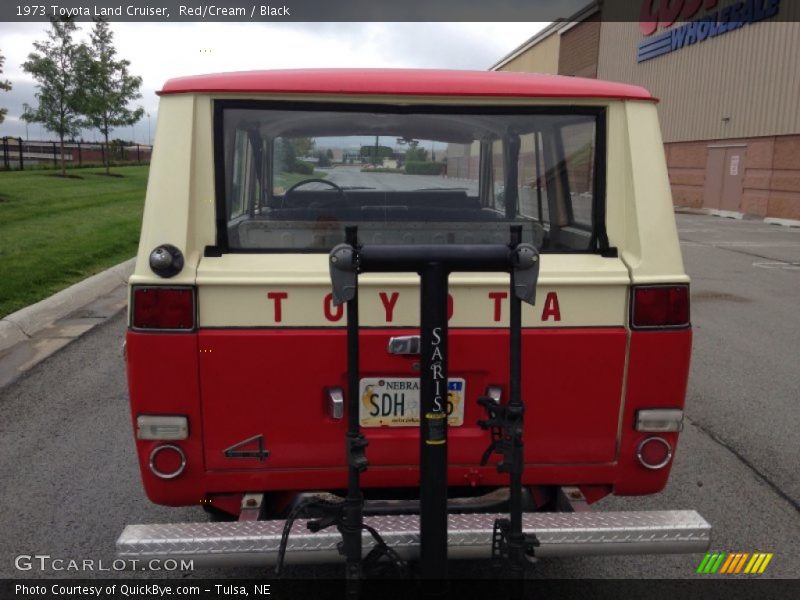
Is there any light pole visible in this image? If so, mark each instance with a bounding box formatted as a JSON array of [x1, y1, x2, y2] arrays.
[[147, 112, 151, 146]]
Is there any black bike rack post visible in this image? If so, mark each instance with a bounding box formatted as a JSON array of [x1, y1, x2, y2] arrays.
[[329, 226, 540, 594], [340, 227, 368, 599], [506, 226, 530, 574], [418, 261, 449, 583]]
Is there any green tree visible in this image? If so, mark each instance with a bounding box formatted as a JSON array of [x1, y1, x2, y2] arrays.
[[21, 19, 86, 176], [276, 137, 296, 171], [79, 19, 143, 175], [290, 136, 315, 158], [360, 145, 393, 165], [405, 146, 429, 162], [316, 149, 331, 168], [396, 136, 418, 149], [0, 49, 12, 125]]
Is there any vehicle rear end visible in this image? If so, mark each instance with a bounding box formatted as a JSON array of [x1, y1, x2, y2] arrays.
[[120, 70, 708, 567]]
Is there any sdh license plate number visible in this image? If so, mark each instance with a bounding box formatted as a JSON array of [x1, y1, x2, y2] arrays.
[[359, 378, 465, 427]]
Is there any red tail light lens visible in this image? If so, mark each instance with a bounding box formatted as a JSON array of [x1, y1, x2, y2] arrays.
[[132, 287, 195, 330], [631, 285, 690, 329]]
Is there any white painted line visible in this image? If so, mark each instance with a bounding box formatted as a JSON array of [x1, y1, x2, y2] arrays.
[[681, 241, 800, 248], [713, 242, 800, 247], [752, 261, 800, 270]]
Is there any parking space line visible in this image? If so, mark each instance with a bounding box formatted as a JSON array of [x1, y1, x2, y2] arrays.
[[681, 241, 800, 247], [752, 261, 800, 270]]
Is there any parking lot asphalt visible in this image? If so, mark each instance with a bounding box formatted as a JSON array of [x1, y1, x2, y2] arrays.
[[0, 213, 797, 581], [325, 166, 480, 193]]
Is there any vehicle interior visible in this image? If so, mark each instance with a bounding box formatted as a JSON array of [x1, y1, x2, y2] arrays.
[[218, 105, 603, 253]]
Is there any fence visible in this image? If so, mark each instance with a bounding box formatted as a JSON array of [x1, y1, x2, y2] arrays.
[[0, 137, 153, 170]]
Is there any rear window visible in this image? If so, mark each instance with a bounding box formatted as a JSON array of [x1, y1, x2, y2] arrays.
[[215, 102, 606, 253]]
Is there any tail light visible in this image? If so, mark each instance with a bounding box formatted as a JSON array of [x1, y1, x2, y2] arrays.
[[131, 286, 195, 331], [631, 284, 690, 329]]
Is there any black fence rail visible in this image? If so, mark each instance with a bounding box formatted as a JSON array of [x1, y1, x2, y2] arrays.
[[1, 137, 153, 170]]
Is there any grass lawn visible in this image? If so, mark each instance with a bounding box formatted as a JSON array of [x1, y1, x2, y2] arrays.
[[0, 165, 147, 318], [274, 169, 328, 192]]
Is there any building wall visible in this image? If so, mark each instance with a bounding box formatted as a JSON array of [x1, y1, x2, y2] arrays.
[[490, 14, 800, 220], [667, 134, 800, 220], [596, 19, 800, 220], [558, 14, 601, 77], [497, 33, 560, 74], [597, 21, 800, 144]]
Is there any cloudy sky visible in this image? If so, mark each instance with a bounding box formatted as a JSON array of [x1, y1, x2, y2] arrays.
[[0, 21, 546, 143]]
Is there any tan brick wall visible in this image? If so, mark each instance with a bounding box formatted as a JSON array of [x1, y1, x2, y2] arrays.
[[558, 15, 600, 78], [665, 134, 800, 220], [499, 33, 560, 75]]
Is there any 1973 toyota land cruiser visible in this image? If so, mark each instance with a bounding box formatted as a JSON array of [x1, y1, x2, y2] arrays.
[[117, 69, 710, 583]]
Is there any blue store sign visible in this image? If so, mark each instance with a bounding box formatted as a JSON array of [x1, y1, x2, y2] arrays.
[[637, 0, 782, 63]]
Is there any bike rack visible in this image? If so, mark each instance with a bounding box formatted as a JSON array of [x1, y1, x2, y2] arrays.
[[328, 225, 540, 596]]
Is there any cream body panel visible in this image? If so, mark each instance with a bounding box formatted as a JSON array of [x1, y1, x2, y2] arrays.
[[614, 101, 689, 285], [130, 95, 217, 290], [132, 92, 687, 324], [132, 95, 198, 287], [196, 254, 629, 328]]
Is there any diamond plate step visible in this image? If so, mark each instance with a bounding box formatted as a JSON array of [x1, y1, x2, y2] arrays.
[[117, 510, 710, 566]]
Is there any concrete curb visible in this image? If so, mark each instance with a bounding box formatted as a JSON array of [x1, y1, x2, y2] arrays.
[[0, 258, 135, 353], [674, 207, 744, 219], [675, 206, 800, 227], [764, 217, 800, 228]]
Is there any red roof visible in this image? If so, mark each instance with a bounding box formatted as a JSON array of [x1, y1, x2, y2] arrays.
[[159, 69, 655, 101]]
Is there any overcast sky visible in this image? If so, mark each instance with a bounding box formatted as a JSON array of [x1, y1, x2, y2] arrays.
[[0, 21, 546, 143]]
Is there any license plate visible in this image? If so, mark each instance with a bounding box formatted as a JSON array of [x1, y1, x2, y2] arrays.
[[359, 378, 465, 427]]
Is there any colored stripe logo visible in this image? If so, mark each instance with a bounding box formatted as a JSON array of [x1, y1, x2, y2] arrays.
[[697, 552, 773, 574]]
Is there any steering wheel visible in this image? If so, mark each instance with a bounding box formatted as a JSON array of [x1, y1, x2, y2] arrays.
[[284, 178, 345, 196]]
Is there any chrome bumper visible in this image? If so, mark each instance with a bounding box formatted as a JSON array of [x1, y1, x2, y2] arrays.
[[117, 510, 710, 567]]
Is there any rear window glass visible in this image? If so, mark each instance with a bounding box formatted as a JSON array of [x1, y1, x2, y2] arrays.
[[217, 103, 604, 253]]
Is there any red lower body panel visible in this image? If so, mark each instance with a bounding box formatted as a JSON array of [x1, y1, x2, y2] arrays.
[[125, 327, 691, 506]]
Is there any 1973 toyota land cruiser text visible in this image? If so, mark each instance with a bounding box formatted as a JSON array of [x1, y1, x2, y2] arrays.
[[117, 69, 710, 587]]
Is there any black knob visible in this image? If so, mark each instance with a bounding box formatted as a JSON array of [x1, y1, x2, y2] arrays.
[[149, 244, 184, 278]]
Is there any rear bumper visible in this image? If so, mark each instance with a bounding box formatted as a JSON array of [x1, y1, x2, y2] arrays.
[[117, 510, 710, 567]]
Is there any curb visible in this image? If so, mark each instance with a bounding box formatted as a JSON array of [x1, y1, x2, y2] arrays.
[[674, 206, 800, 227], [764, 217, 800, 228], [0, 258, 135, 353]]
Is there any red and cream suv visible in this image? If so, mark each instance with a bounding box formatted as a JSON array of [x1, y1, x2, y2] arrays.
[[118, 69, 709, 572]]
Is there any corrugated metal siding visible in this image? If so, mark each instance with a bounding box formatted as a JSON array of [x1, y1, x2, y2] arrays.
[[597, 21, 800, 143], [499, 34, 561, 74]]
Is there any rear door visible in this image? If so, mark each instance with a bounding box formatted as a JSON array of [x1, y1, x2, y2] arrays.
[[197, 102, 630, 474], [195, 256, 629, 471]]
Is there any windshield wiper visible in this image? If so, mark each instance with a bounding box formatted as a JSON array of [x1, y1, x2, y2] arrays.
[[339, 186, 376, 190]]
